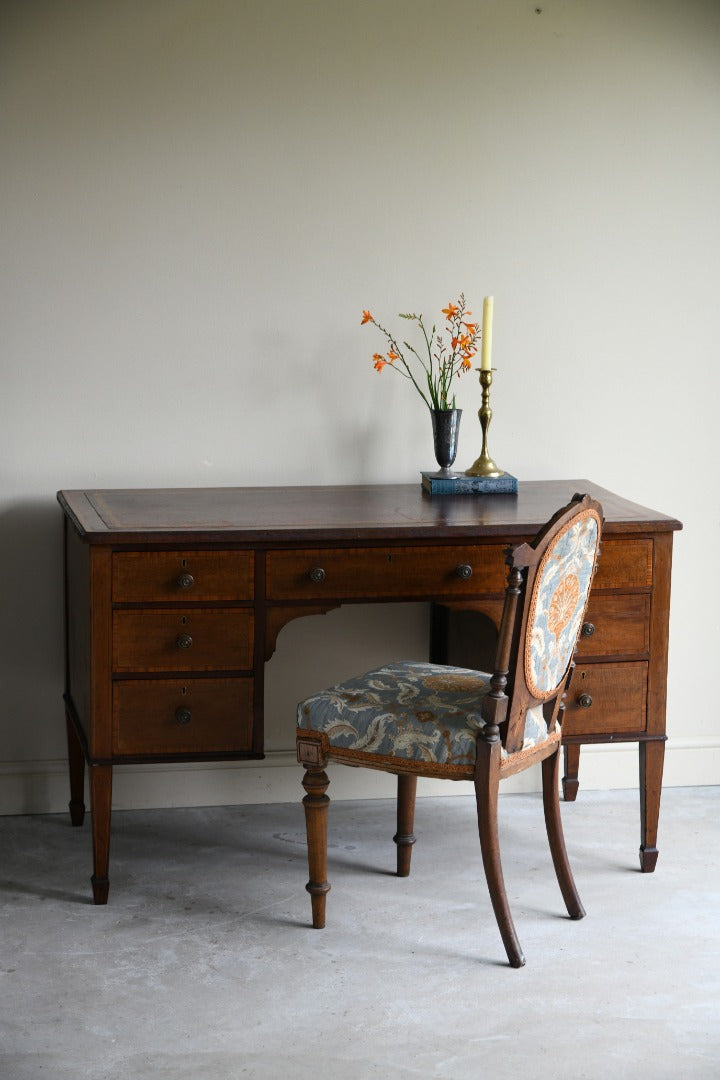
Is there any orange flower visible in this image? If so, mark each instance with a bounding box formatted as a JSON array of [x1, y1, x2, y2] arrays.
[[461, 357, 473, 371], [464, 322, 478, 333], [373, 353, 386, 371], [387, 350, 399, 363], [361, 310, 374, 325], [442, 302, 459, 320]]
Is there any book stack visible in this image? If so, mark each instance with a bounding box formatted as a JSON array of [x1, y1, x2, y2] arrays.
[[421, 472, 518, 496]]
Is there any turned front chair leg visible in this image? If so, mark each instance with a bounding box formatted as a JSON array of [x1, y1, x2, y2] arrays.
[[542, 749, 585, 920], [394, 773, 417, 877], [475, 740, 525, 968], [301, 767, 331, 928]]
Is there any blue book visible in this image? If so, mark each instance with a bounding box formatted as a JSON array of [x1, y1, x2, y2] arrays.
[[421, 471, 518, 496]]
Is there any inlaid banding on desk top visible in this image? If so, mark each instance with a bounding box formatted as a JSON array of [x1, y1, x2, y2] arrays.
[[59, 483, 682, 538]]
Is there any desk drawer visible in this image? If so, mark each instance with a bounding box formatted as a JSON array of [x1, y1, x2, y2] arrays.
[[575, 594, 650, 658], [113, 678, 253, 755], [593, 540, 652, 590], [266, 545, 507, 600], [113, 609, 253, 672], [562, 662, 647, 736], [113, 551, 253, 602]]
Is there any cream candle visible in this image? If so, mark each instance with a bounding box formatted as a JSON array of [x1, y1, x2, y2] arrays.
[[481, 296, 494, 370]]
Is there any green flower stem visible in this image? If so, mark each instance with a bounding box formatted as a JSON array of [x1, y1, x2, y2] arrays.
[[365, 293, 479, 413], [373, 318, 433, 408]]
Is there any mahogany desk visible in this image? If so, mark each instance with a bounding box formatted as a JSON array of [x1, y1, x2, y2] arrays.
[[58, 481, 681, 903]]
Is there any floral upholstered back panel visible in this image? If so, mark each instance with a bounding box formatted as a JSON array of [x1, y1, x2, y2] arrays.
[[525, 508, 601, 700]]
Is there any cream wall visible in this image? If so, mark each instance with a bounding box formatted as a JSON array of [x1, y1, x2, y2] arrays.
[[1, 0, 718, 813]]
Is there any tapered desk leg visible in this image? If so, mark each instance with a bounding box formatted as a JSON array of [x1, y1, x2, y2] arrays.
[[639, 740, 665, 873], [65, 709, 86, 826], [89, 764, 112, 904]]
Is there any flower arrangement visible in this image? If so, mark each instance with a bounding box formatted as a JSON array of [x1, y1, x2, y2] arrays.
[[361, 294, 480, 411]]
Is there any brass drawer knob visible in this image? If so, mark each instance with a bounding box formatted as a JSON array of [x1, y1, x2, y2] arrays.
[[309, 567, 326, 583], [581, 621, 596, 637], [455, 564, 473, 580], [175, 707, 192, 725], [176, 633, 193, 650], [177, 572, 195, 589], [577, 693, 593, 709]]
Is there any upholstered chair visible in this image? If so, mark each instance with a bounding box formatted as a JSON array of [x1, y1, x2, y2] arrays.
[[296, 493, 603, 967]]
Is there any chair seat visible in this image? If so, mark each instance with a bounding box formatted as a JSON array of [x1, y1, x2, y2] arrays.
[[297, 661, 550, 770]]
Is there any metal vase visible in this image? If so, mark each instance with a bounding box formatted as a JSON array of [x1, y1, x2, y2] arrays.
[[429, 408, 462, 478]]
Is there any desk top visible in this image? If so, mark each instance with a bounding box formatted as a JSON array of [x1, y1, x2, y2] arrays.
[[58, 481, 682, 546]]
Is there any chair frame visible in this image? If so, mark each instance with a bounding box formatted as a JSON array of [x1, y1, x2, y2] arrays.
[[297, 493, 603, 967]]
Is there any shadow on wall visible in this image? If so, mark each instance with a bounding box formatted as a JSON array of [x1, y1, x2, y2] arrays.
[[0, 498, 66, 761]]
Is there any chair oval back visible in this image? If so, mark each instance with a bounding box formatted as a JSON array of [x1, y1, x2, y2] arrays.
[[491, 493, 603, 757], [524, 506, 601, 700]]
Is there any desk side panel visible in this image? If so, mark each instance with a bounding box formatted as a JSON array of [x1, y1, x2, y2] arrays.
[[65, 522, 91, 742], [65, 525, 113, 760], [647, 531, 674, 738]]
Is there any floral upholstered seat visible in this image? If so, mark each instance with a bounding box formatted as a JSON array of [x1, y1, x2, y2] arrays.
[[297, 661, 550, 774]]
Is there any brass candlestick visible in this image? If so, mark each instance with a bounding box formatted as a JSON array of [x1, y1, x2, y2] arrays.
[[465, 368, 504, 477]]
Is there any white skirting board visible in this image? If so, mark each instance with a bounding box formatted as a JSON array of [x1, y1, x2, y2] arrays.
[[1, 738, 719, 816]]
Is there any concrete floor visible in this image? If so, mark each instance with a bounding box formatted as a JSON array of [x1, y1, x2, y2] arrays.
[[1, 785, 718, 1079]]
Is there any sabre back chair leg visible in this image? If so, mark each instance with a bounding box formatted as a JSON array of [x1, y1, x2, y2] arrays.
[[475, 743, 525, 968], [301, 767, 331, 928], [394, 773, 417, 877], [542, 749, 585, 920]]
